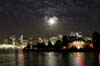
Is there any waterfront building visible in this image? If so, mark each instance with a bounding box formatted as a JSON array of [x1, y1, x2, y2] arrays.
[[9, 35, 16, 45], [71, 40, 85, 49]]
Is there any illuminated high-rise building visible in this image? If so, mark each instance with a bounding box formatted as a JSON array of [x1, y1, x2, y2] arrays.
[[10, 35, 16, 45], [20, 34, 23, 44]]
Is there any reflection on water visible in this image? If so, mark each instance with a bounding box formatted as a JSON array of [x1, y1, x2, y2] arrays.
[[0, 50, 16, 66], [38, 53, 42, 66], [43, 52, 63, 66], [0, 49, 99, 66], [68, 52, 85, 66], [17, 49, 24, 66]]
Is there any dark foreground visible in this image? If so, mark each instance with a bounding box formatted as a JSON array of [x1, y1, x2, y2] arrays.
[[0, 49, 99, 66]]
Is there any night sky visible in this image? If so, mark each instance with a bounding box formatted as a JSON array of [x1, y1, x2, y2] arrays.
[[0, 0, 100, 37]]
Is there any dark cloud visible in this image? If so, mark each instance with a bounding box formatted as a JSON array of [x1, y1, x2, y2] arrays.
[[0, 0, 100, 37], [1, 0, 100, 17]]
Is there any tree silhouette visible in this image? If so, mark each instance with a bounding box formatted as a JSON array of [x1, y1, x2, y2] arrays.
[[62, 35, 69, 46], [48, 40, 53, 48], [93, 32, 100, 50], [36, 42, 46, 51], [92, 32, 100, 66], [26, 43, 31, 49], [54, 40, 61, 49]]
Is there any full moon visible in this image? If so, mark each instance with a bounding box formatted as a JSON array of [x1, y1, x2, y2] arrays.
[[48, 18, 56, 25], [44, 16, 59, 30], [47, 16, 58, 26]]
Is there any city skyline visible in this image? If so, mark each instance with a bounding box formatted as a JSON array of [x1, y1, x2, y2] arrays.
[[0, 0, 100, 37]]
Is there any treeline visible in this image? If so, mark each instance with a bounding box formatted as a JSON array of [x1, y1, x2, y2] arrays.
[[24, 35, 69, 51]]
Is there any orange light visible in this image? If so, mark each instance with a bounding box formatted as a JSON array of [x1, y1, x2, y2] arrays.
[[62, 46, 67, 49], [90, 43, 93, 48]]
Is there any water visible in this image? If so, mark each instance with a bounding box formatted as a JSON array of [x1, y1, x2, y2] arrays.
[[0, 49, 99, 66]]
